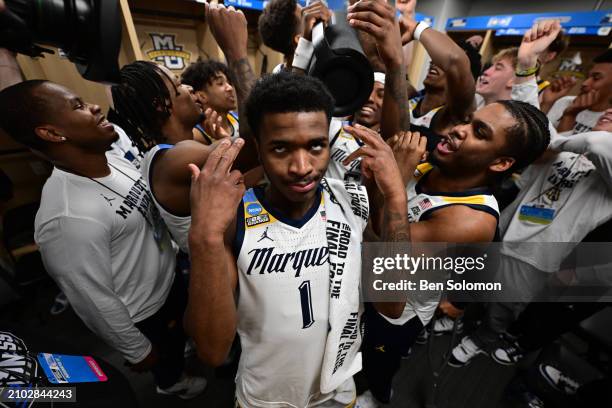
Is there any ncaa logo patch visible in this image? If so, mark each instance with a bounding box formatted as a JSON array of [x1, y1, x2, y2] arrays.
[[246, 203, 263, 216]]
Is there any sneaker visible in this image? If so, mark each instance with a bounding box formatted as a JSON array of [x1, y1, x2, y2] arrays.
[[415, 327, 430, 345], [156, 374, 207, 399], [50, 292, 70, 315], [491, 337, 525, 365], [433, 316, 463, 336], [524, 392, 545, 408], [448, 335, 487, 367], [539, 364, 580, 395], [355, 390, 380, 408]]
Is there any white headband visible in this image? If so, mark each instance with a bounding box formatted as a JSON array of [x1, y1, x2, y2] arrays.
[[374, 72, 385, 85]]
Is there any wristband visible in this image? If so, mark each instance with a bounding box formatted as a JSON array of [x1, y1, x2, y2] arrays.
[[292, 37, 314, 71], [515, 61, 540, 77], [413, 21, 431, 41]]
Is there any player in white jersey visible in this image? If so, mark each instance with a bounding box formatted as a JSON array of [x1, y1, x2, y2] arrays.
[[0, 79, 206, 398], [110, 4, 261, 253], [185, 72, 410, 408]]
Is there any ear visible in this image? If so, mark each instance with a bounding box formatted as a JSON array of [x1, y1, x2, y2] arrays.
[[506, 76, 515, 90], [196, 90, 208, 105], [35, 125, 66, 143], [489, 156, 515, 174]]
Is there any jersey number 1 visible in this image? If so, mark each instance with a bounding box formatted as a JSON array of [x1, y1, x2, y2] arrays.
[[299, 281, 315, 329]]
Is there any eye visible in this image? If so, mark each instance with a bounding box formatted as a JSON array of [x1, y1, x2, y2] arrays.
[[273, 146, 287, 153]]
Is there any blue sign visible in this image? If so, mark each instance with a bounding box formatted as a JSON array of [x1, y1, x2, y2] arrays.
[[446, 10, 612, 35], [225, 0, 434, 25]]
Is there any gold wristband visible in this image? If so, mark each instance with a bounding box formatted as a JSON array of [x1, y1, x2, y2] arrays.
[[515, 61, 540, 77]]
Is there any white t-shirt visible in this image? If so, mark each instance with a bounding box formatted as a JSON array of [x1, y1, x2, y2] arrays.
[[500, 131, 612, 272], [547, 96, 604, 135], [34, 154, 177, 363], [108, 124, 143, 169]]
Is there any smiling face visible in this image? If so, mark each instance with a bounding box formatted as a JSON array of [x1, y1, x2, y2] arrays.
[[476, 56, 514, 101], [354, 81, 384, 129], [35, 83, 118, 152], [432, 103, 517, 177], [423, 63, 447, 90], [258, 111, 330, 207], [593, 107, 612, 132]]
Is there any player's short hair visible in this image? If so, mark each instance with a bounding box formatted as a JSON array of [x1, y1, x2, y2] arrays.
[[496, 100, 551, 172], [593, 49, 612, 64], [245, 72, 334, 139], [0, 80, 54, 151], [181, 59, 234, 92], [258, 0, 299, 56], [492, 47, 519, 70]]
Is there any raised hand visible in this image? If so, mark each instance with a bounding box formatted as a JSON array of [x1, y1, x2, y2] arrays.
[[342, 124, 405, 201], [517, 20, 562, 71], [540, 76, 576, 113], [388, 130, 427, 186], [203, 108, 232, 141], [189, 138, 245, 239], [301, 1, 332, 41], [347, 0, 403, 69], [205, 3, 248, 61], [564, 89, 600, 117]]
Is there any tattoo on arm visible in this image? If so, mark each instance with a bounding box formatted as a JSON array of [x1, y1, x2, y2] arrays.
[[381, 208, 411, 242], [381, 65, 410, 140], [228, 57, 259, 169]]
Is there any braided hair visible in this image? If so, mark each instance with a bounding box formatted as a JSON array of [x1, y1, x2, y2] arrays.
[[111, 61, 178, 152], [496, 100, 551, 172]]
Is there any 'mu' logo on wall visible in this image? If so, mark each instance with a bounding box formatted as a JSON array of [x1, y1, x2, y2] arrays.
[[146, 34, 191, 70]]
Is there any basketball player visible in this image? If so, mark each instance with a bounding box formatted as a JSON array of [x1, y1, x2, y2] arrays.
[[110, 5, 260, 253], [181, 59, 240, 144], [185, 71, 411, 408], [0, 79, 206, 398], [345, 1, 552, 405]]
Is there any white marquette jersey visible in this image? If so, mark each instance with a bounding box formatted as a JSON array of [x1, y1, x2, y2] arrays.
[[141, 144, 192, 253], [234, 181, 366, 408], [408, 95, 444, 128], [326, 118, 363, 184], [386, 163, 500, 326]]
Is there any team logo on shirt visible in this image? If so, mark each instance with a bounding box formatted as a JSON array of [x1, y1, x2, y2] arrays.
[[246, 213, 270, 227], [257, 227, 274, 242], [100, 194, 116, 207]]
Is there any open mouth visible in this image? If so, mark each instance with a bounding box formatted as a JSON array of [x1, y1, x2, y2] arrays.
[[97, 115, 112, 129], [360, 106, 375, 115], [436, 135, 458, 155]]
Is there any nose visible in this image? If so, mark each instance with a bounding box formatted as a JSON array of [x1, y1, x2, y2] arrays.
[[89, 103, 101, 115], [450, 123, 469, 141], [581, 77, 593, 93], [288, 150, 313, 179], [482, 65, 494, 77]]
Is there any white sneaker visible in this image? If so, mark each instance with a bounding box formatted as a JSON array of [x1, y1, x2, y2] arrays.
[[156, 374, 207, 399], [433, 316, 463, 336], [355, 390, 380, 408], [539, 364, 580, 395], [448, 335, 487, 367]]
